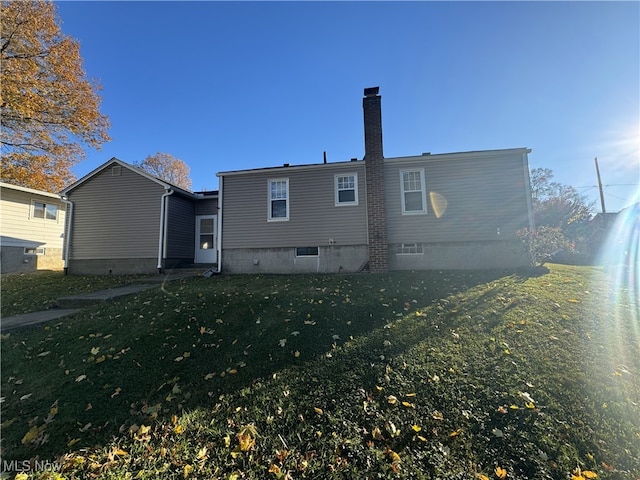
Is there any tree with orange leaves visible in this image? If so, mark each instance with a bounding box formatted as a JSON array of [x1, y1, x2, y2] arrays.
[[136, 153, 193, 191], [1, 0, 110, 192]]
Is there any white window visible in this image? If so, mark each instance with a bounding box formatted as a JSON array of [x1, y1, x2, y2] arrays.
[[268, 178, 289, 221], [24, 247, 45, 255], [400, 169, 427, 214], [32, 201, 58, 221], [335, 174, 358, 205], [396, 243, 423, 255]]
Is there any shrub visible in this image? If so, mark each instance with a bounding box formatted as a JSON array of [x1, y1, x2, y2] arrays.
[[516, 226, 572, 266]]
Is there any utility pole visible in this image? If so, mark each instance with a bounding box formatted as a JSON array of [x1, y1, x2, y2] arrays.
[[594, 157, 606, 214]]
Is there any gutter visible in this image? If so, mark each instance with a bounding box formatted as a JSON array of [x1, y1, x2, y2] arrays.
[[214, 176, 223, 273], [157, 187, 174, 273], [60, 195, 74, 275]]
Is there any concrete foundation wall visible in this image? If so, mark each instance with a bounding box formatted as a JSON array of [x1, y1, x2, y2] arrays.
[[222, 246, 368, 274], [389, 241, 528, 270], [67, 258, 158, 275], [1, 246, 64, 273]]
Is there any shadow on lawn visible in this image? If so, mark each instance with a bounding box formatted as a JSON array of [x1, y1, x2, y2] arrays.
[[0, 267, 542, 463]]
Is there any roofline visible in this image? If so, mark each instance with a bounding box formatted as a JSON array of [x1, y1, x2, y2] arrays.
[[216, 148, 532, 178], [60, 157, 197, 197], [0, 181, 61, 199], [217, 159, 363, 177], [385, 147, 532, 162]]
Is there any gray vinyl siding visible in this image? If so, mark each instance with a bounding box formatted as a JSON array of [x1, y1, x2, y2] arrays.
[[166, 195, 195, 259], [385, 151, 530, 244], [221, 163, 367, 249], [195, 197, 218, 215], [67, 166, 165, 259]]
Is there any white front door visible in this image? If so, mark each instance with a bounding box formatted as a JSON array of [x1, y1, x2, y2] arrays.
[[195, 215, 217, 263]]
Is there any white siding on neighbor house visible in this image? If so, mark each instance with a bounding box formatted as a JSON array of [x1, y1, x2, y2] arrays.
[[0, 184, 66, 249], [221, 162, 367, 249], [66, 166, 165, 259], [384, 150, 531, 244]]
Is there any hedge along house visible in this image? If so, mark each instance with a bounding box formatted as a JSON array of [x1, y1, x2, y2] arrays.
[[60, 158, 218, 275], [217, 87, 534, 273], [0, 182, 67, 273]]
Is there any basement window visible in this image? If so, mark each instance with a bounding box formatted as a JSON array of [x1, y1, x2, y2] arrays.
[[296, 247, 319, 257], [24, 247, 45, 255], [396, 243, 423, 255]]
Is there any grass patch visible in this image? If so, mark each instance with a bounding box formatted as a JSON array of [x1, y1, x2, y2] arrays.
[[1, 265, 638, 479], [1, 271, 153, 317]]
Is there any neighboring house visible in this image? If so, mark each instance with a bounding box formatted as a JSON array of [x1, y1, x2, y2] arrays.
[[217, 87, 534, 273], [588, 202, 639, 265], [0, 182, 66, 273], [60, 159, 218, 275]]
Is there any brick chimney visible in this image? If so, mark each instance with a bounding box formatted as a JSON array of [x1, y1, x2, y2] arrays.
[[363, 87, 388, 273]]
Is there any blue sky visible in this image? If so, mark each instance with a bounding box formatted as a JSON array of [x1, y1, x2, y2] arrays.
[[55, 1, 639, 212]]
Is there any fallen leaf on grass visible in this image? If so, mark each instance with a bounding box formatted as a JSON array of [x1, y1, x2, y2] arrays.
[[495, 466, 507, 478], [21, 425, 46, 444], [75, 375, 86, 383], [90, 347, 100, 355], [37, 351, 51, 357]]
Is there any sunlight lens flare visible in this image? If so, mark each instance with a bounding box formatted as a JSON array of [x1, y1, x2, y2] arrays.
[[429, 191, 448, 219], [596, 197, 639, 343]]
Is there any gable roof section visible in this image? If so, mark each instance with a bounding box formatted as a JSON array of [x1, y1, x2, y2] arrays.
[[60, 157, 197, 198]]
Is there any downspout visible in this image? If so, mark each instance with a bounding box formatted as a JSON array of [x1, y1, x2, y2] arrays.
[[214, 176, 223, 273], [157, 187, 174, 273], [522, 150, 535, 230], [60, 195, 74, 275]]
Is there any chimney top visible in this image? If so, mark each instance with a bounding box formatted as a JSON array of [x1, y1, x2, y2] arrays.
[[364, 86, 379, 97]]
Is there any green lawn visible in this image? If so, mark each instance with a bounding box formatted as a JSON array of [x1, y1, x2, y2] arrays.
[[1, 271, 153, 317], [1, 265, 638, 479]]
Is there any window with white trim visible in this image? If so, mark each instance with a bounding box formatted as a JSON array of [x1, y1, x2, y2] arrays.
[[32, 201, 58, 221], [295, 247, 319, 257], [396, 243, 423, 255], [268, 178, 289, 221], [24, 247, 45, 255], [400, 169, 427, 214], [335, 173, 358, 205]]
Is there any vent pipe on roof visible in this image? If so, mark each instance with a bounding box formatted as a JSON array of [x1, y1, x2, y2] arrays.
[[323, 151, 327, 164]]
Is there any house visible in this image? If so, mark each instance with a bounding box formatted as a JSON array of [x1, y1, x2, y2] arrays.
[[60, 159, 218, 275], [0, 182, 67, 273], [60, 87, 533, 275], [216, 87, 534, 273]]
